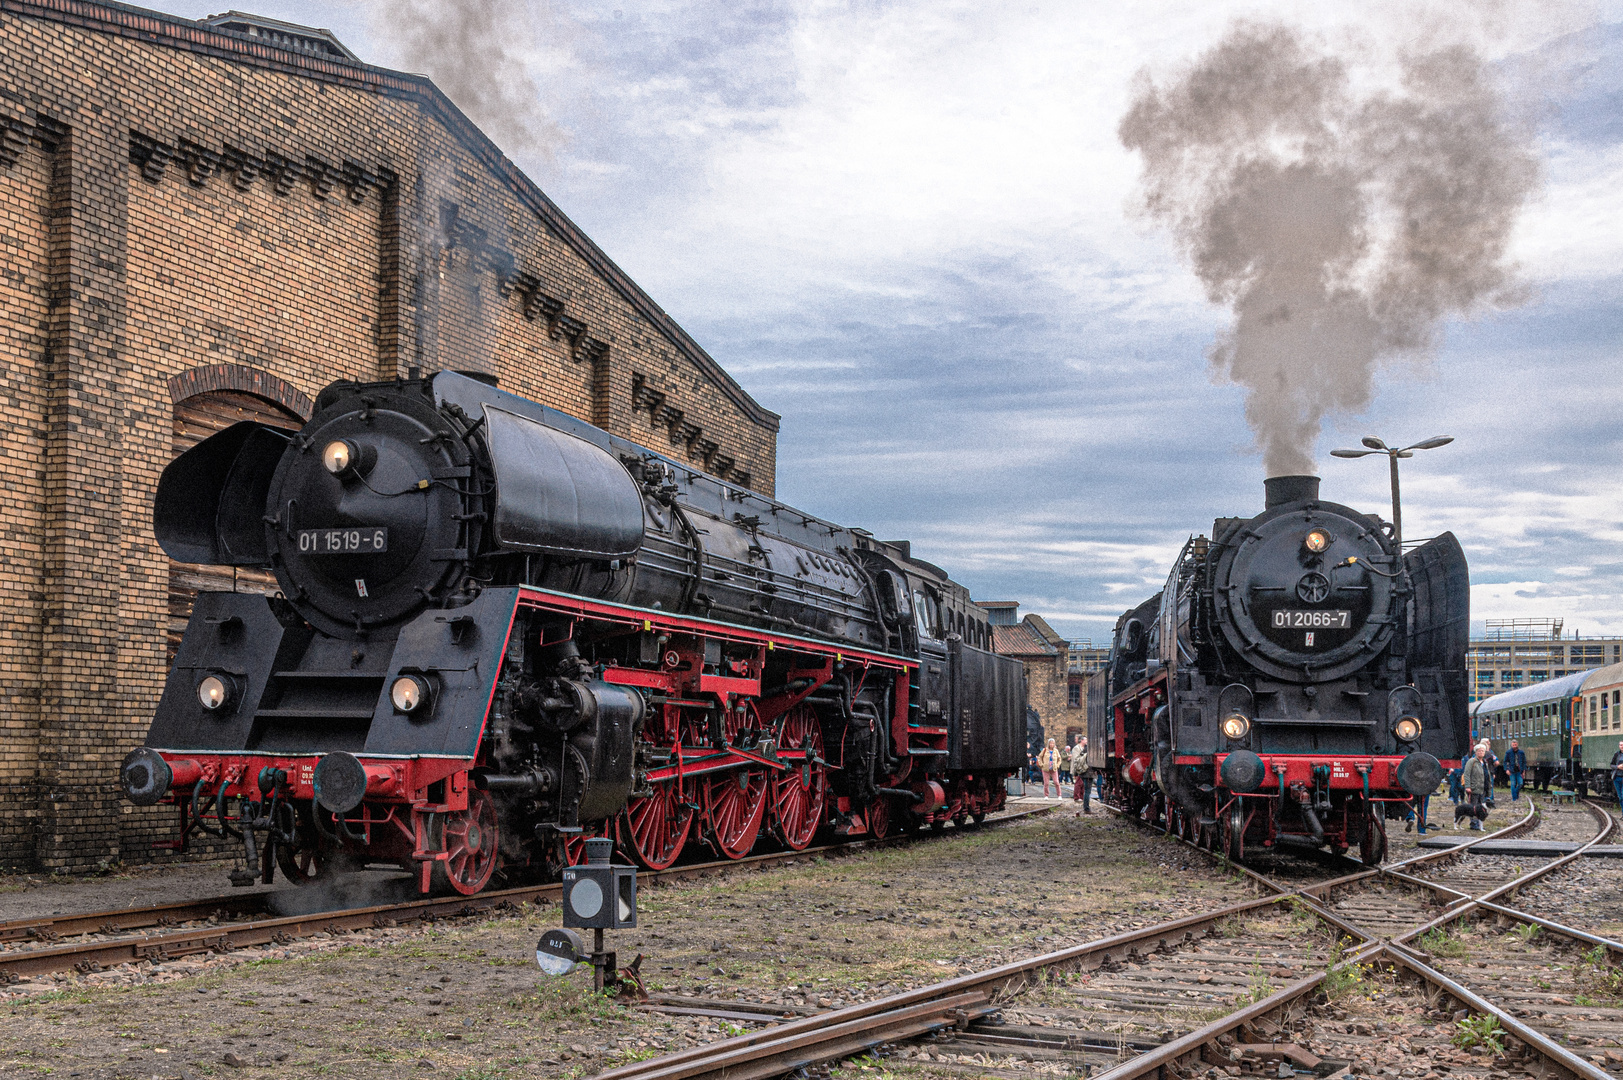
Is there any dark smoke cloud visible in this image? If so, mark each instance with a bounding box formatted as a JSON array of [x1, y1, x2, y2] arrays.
[[367, 0, 569, 161], [1119, 23, 1540, 476]]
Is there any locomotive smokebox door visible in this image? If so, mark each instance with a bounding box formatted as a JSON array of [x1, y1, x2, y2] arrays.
[[561, 837, 637, 929]]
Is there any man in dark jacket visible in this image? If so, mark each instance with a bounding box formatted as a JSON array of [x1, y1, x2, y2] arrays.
[[1611, 741, 1623, 810], [1504, 740, 1527, 802]]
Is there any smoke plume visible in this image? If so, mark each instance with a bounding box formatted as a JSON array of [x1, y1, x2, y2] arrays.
[[367, 0, 569, 161], [1119, 23, 1539, 476]]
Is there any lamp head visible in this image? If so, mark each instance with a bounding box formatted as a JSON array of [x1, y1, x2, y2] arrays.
[[1360, 436, 1388, 451]]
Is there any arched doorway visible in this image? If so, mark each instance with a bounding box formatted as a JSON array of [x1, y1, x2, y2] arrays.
[[167, 389, 304, 661]]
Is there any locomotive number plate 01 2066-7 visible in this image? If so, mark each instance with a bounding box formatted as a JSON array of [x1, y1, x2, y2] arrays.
[[296, 528, 388, 554], [1271, 609, 1351, 629]]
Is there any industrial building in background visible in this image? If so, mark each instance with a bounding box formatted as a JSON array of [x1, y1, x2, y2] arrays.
[[0, 1, 779, 872], [1467, 618, 1623, 702]]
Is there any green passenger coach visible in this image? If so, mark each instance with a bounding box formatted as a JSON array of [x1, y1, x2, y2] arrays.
[[1576, 662, 1623, 794], [1472, 669, 1593, 792]]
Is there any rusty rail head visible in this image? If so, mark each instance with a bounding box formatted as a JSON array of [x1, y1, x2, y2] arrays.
[[1383, 797, 1539, 873], [1376, 946, 1610, 1080], [588, 892, 1302, 1080], [1471, 901, 1623, 960], [0, 804, 1058, 983], [1392, 797, 1617, 948]]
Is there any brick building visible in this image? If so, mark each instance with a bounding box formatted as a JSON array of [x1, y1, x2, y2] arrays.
[[980, 601, 1089, 749], [0, 2, 780, 871]]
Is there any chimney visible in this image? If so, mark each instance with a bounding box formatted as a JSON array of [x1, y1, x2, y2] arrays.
[[1264, 475, 1320, 509]]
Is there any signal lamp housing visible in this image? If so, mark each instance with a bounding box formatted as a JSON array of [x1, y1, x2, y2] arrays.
[[391, 674, 432, 715], [196, 672, 240, 713], [321, 439, 376, 479]]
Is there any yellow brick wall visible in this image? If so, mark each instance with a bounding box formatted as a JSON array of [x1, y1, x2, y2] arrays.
[[0, 133, 50, 867], [0, 4, 780, 870]]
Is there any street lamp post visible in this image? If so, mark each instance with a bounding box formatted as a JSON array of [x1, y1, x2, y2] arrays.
[[1328, 435, 1453, 549]]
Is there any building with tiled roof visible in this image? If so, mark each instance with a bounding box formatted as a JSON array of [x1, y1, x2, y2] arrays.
[[981, 602, 1087, 749]]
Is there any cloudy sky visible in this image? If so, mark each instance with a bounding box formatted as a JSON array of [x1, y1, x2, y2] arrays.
[[159, 0, 1623, 643]]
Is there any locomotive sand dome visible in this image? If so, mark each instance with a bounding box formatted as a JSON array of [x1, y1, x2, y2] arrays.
[[1088, 475, 1467, 864], [123, 372, 1025, 893]]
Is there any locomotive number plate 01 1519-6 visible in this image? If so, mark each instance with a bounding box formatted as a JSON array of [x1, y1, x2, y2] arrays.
[[296, 528, 388, 554], [1271, 609, 1351, 629]]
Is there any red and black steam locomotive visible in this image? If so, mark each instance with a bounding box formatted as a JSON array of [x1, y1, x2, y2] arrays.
[[1087, 475, 1470, 864], [119, 371, 1025, 894]]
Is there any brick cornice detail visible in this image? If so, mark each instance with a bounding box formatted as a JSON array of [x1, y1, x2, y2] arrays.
[[168, 364, 313, 419], [2, 0, 780, 433]]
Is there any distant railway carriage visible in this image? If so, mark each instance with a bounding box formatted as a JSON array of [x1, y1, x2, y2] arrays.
[[1576, 663, 1623, 793], [1475, 670, 1592, 792]]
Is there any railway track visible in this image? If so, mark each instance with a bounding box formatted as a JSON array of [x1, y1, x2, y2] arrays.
[[587, 795, 1623, 1080], [0, 803, 1053, 985]]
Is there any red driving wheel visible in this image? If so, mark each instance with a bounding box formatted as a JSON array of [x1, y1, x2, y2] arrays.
[[622, 774, 693, 870], [702, 767, 768, 859], [435, 788, 499, 895], [867, 794, 891, 840], [770, 705, 828, 850]]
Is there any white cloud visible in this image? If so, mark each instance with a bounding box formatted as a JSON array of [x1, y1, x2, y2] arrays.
[[146, 0, 1623, 643]]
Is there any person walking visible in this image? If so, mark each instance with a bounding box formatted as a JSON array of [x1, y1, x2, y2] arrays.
[[1446, 763, 1464, 807], [1504, 740, 1527, 802], [1478, 739, 1499, 809], [1458, 742, 1491, 831], [1069, 737, 1091, 812], [1611, 741, 1623, 810], [1039, 738, 1063, 799]]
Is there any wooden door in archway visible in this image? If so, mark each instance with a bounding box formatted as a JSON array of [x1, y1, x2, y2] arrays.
[[167, 391, 304, 663]]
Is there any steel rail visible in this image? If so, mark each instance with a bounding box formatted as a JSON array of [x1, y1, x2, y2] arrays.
[[0, 893, 270, 945], [670, 797, 1605, 1080], [591, 892, 1307, 1080], [1391, 798, 1616, 947], [1470, 901, 1623, 960], [1088, 797, 1619, 1080], [0, 804, 1054, 982], [1378, 947, 1611, 1080], [1383, 797, 1540, 871]]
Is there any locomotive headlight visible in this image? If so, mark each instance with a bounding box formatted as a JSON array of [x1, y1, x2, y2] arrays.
[[1394, 717, 1422, 742], [322, 439, 355, 475], [1222, 714, 1250, 740], [391, 674, 430, 714], [196, 674, 233, 712], [1304, 529, 1330, 553]]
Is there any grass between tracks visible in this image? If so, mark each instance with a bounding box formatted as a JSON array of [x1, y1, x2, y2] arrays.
[[0, 807, 1261, 1079]]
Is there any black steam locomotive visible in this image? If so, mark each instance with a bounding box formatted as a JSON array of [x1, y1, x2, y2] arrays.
[[119, 372, 1025, 894], [1087, 475, 1470, 864]]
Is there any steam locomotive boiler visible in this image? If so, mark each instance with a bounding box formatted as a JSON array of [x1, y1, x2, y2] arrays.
[[1086, 475, 1470, 864], [119, 371, 1025, 894]]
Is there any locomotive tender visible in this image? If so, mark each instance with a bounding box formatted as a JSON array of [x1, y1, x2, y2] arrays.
[[1087, 475, 1470, 864], [119, 371, 1025, 894]]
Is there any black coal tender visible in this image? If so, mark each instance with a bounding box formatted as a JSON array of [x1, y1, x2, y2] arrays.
[[120, 371, 1026, 893]]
